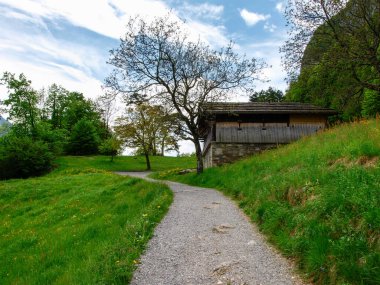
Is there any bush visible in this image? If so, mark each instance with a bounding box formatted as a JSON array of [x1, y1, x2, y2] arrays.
[[0, 134, 54, 179], [362, 88, 380, 118], [36, 122, 68, 155]]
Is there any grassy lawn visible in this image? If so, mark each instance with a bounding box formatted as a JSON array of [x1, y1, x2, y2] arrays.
[[54, 155, 196, 174], [154, 119, 380, 285], [0, 167, 173, 284]]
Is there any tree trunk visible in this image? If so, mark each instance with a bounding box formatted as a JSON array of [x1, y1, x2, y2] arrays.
[[161, 135, 166, 157], [194, 139, 203, 174], [144, 152, 151, 170]]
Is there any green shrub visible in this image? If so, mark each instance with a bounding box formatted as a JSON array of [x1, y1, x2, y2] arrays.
[[362, 88, 380, 118], [0, 134, 54, 179], [36, 122, 68, 155], [99, 136, 122, 161]]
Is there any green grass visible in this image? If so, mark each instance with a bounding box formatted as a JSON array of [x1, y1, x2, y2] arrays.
[[153, 119, 380, 285], [0, 168, 172, 284], [53, 155, 196, 173]]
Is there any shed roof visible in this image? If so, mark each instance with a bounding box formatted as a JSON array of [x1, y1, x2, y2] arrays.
[[201, 102, 337, 115]]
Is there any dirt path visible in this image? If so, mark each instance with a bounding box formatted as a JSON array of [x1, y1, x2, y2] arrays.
[[116, 172, 305, 285]]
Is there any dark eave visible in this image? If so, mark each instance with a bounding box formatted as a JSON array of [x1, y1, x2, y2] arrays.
[[201, 102, 337, 115]]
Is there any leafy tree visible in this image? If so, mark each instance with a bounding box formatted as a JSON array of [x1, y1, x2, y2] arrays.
[[114, 103, 181, 170], [0, 133, 54, 179], [286, 47, 364, 119], [0, 72, 40, 138], [106, 15, 264, 173], [67, 119, 100, 155], [99, 135, 122, 161], [282, 0, 380, 93], [96, 89, 119, 135], [249, 87, 284, 102], [60, 92, 98, 130], [41, 84, 69, 129]]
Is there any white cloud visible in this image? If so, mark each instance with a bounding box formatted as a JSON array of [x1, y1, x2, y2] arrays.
[[179, 2, 224, 20], [0, 0, 172, 39], [0, 0, 230, 50], [275, 2, 286, 14], [240, 9, 270, 26], [0, 55, 104, 100], [186, 20, 230, 48], [245, 36, 288, 93], [264, 23, 278, 33], [0, 22, 109, 86]]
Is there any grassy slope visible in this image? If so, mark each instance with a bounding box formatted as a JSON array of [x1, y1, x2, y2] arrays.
[[54, 155, 196, 173], [0, 155, 186, 284], [154, 120, 380, 285]]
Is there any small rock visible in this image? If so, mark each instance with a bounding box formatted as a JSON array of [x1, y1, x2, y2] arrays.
[[213, 262, 232, 276], [219, 223, 235, 229], [212, 226, 229, 234], [178, 168, 196, 175]]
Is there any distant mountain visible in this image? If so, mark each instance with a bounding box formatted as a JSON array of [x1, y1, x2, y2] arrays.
[[0, 115, 7, 125], [0, 115, 11, 136]]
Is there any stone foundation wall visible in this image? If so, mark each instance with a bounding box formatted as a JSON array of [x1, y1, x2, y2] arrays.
[[203, 142, 279, 168]]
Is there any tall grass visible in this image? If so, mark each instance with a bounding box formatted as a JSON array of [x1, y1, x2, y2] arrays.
[[0, 169, 172, 284], [154, 119, 380, 284]]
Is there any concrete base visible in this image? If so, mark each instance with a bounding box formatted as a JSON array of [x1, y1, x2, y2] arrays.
[[203, 142, 279, 168]]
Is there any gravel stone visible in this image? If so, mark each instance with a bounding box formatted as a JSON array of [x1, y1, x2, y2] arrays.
[[116, 172, 306, 285]]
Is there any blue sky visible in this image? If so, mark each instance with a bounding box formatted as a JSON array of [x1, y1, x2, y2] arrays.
[[0, 0, 288, 98], [0, 0, 288, 152]]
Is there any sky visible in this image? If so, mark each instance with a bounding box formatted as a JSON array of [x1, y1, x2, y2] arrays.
[[0, 0, 289, 153]]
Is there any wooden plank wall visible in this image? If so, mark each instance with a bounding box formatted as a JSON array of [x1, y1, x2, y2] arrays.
[[215, 123, 323, 144]]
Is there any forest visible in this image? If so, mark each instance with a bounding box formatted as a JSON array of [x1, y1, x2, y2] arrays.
[[283, 0, 380, 120]]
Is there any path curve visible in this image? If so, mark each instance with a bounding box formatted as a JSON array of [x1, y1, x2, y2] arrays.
[[116, 172, 305, 285]]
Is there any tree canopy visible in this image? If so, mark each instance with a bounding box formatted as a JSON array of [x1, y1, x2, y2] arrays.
[[1, 72, 40, 137], [0, 72, 114, 178], [249, 87, 284, 102]]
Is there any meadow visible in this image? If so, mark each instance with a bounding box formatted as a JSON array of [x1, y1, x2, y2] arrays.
[[54, 154, 195, 173], [0, 155, 194, 284], [154, 119, 380, 285]]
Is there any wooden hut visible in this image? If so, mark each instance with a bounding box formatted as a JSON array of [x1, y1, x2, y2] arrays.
[[199, 102, 337, 168]]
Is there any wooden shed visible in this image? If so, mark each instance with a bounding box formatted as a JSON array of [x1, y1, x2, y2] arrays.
[[199, 102, 337, 168]]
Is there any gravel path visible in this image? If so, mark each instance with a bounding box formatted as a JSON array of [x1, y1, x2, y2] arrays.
[[116, 172, 305, 285]]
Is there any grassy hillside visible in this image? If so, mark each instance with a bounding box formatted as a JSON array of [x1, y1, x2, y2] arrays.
[[154, 119, 380, 285], [54, 155, 195, 173], [0, 160, 174, 284]]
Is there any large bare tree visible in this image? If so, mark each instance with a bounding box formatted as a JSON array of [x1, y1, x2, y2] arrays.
[[106, 15, 264, 173], [282, 0, 380, 92]]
